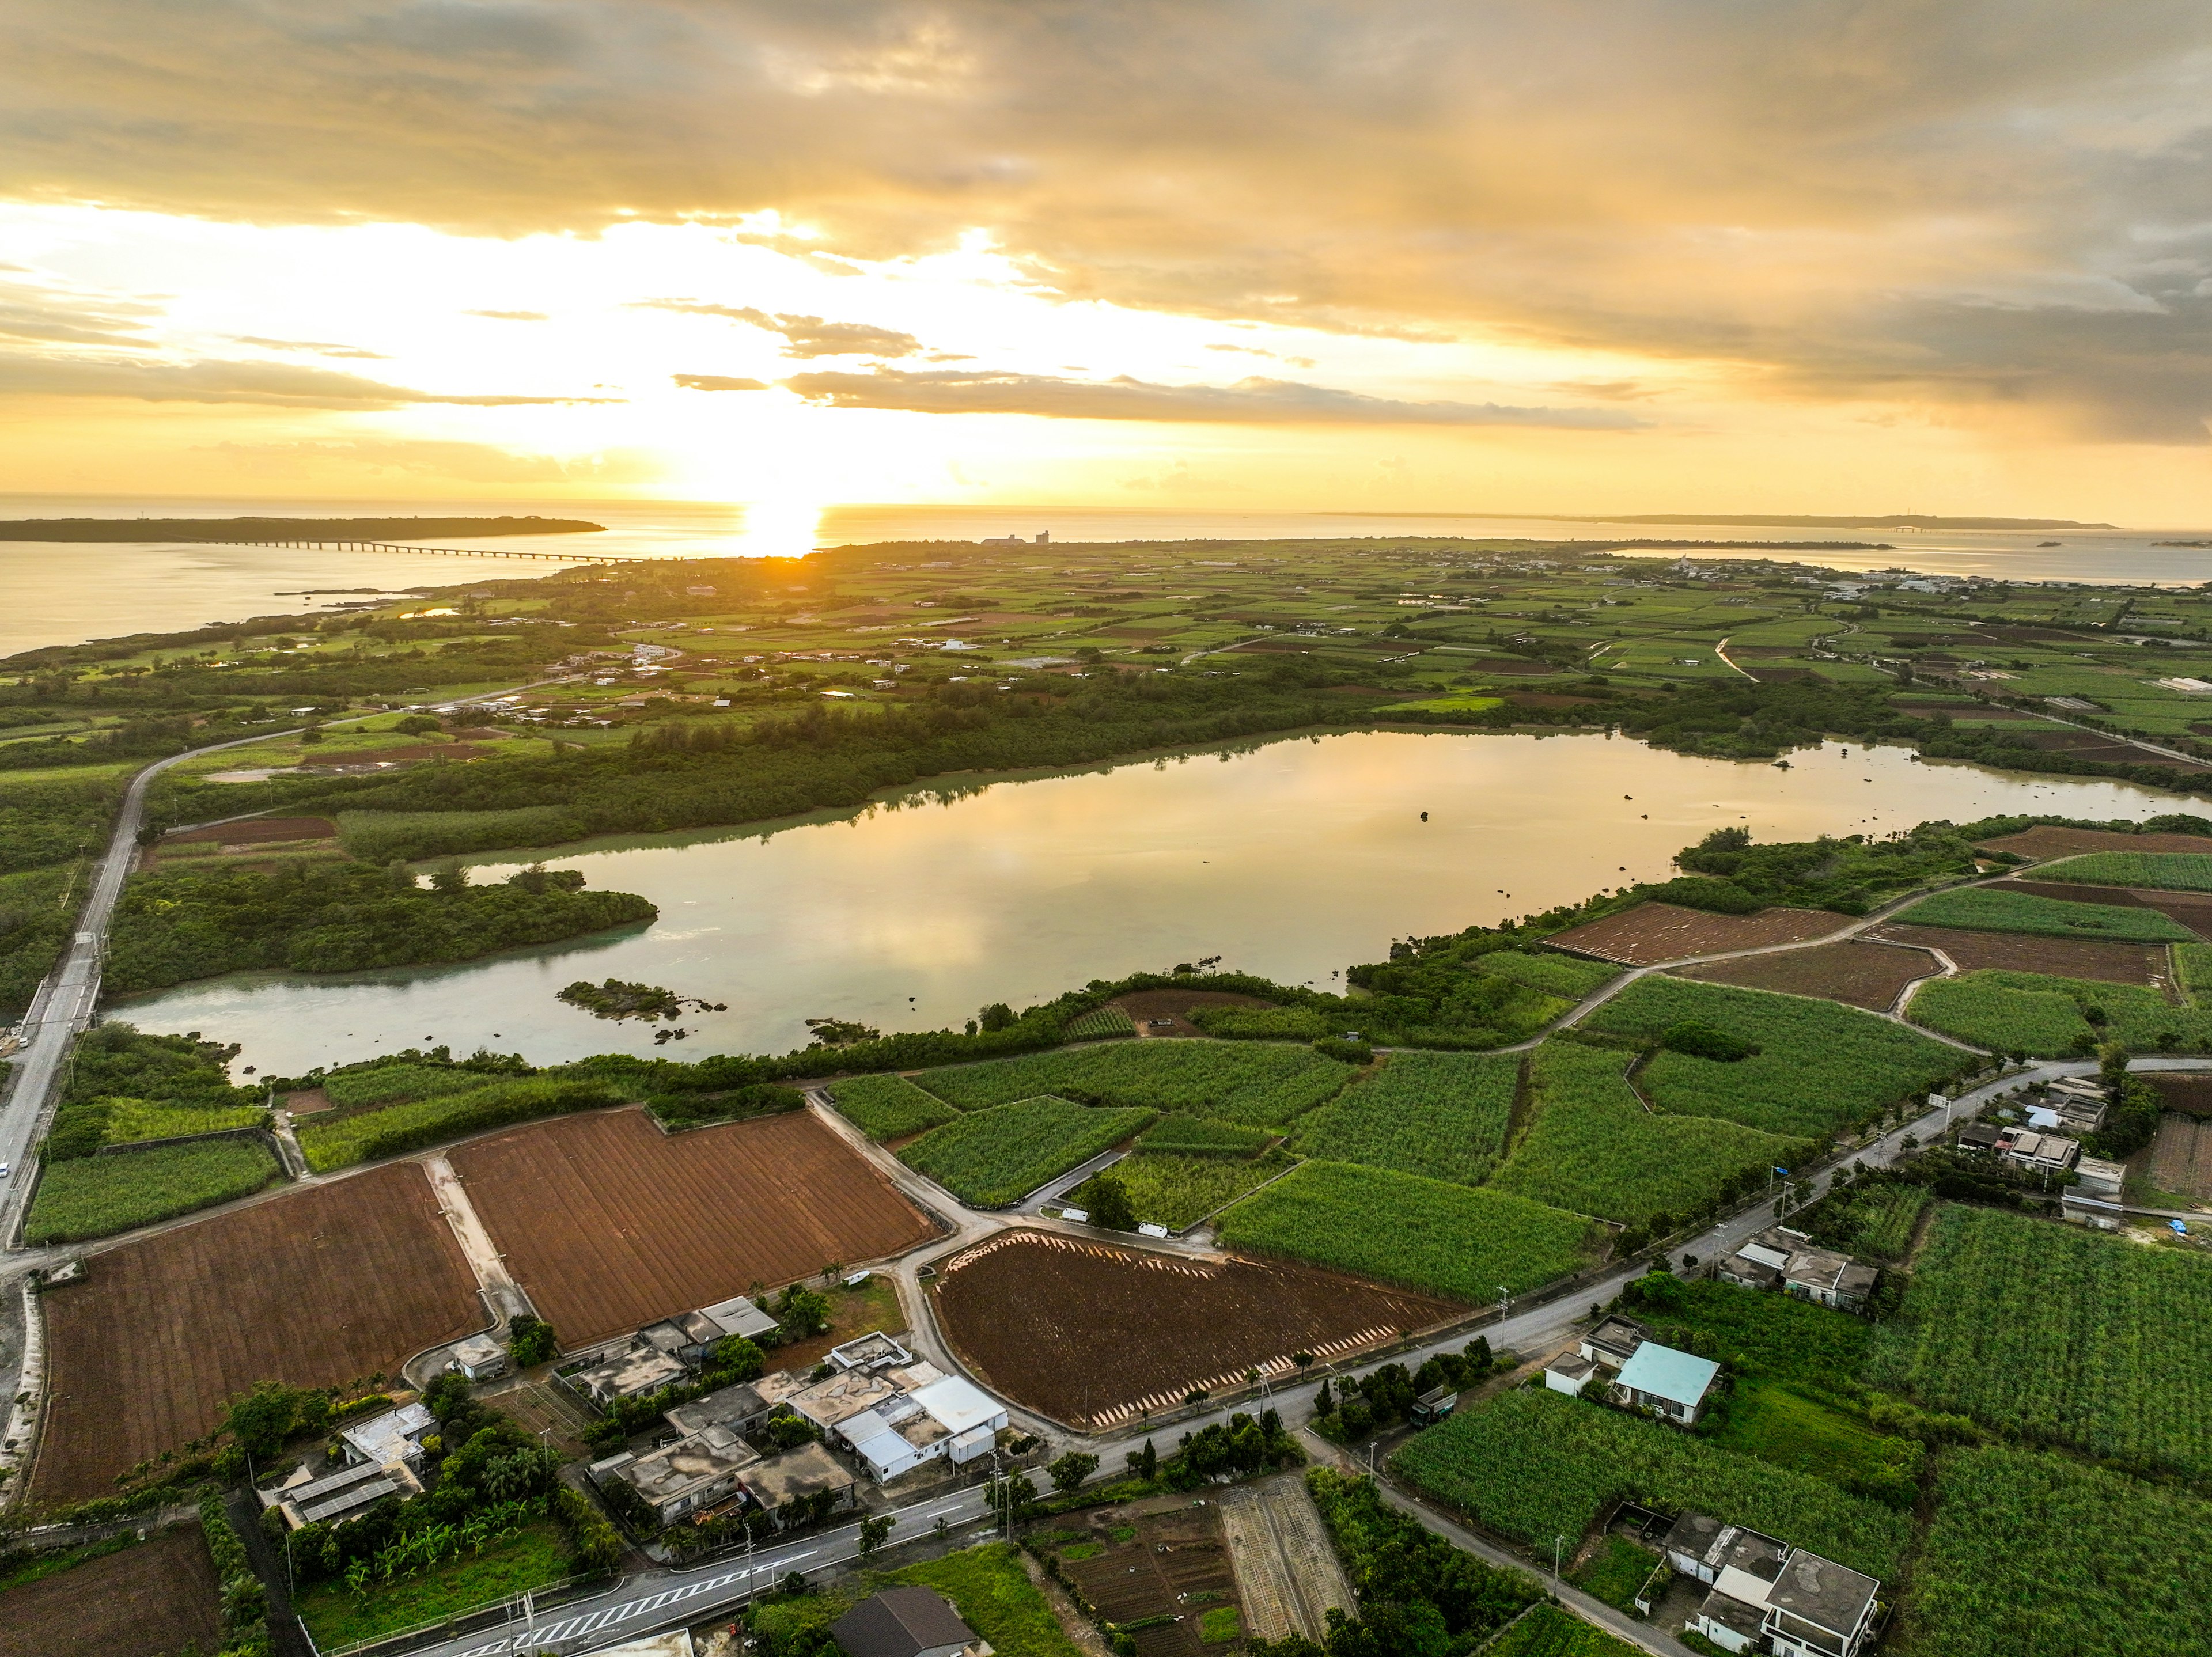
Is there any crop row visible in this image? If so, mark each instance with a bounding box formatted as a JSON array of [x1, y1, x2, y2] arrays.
[[1071, 1148, 1293, 1228], [827, 1073, 961, 1140], [1893, 886, 2197, 945], [1289, 1049, 1520, 1186], [1910, 970, 2212, 1057], [913, 1040, 1354, 1127], [899, 1096, 1155, 1207]]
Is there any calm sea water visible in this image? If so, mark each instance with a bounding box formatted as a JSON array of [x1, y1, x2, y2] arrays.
[[111, 730, 2186, 1075], [5, 494, 2210, 659]]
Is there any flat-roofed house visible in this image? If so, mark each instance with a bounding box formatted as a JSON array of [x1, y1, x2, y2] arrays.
[[665, 1381, 774, 1439], [1611, 1341, 1720, 1425], [271, 1457, 422, 1530], [573, 1343, 690, 1406], [338, 1402, 437, 1473], [449, 1332, 507, 1382], [1719, 1227, 1878, 1313], [835, 1374, 1005, 1482], [594, 1425, 760, 1527], [741, 1442, 857, 1526], [1580, 1316, 1648, 1370], [1668, 1512, 1881, 1657], [2074, 1156, 2126, 1200], [1999, 1128, 2080, 1177]]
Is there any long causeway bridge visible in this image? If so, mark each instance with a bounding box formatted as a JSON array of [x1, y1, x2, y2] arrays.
[[213, 536, 645, 564]]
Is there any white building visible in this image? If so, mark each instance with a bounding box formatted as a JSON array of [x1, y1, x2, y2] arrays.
[[1668, 1512, 1881, 1657], [338, 1403, 436, 1473], [835, 1375, 1005, 1483]]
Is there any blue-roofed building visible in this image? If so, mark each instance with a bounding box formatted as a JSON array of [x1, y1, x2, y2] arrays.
[[1611, 1340, 1720, 1424]]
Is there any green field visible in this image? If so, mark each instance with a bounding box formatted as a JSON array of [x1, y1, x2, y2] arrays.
[[1391, 1389, 1910, 1581], [1908, 1446, 2212, 1657], [1866, 1204, 2212, 1477], [1708, 1378, 1915, 1498], [914, 1040, 1354, 1126], [295, 1522, 572, 1648], [1838, 1182, 1933, 1260], [1486, 1605, 1647, 1657], [1070, 1148, 1293, 1228], [1060, 1005, 1137, 1040], [1891, 886, 2198, 943], [899, 1096, 1155, 1206], [1620, 1271, 1874, 1394], [100, 1099, 266, 1144], [827, 1072, 961, 1139], [1288, 1049, 1520, 1186], [885, 1542, 1086, 1657], [1582, 976, 1965, 1136], [25, 1137, 283, 1243], [1910, 969, 2212, 1056], [1489, 1040, 1794, 1223], [295, 1078, 618, 1171], [1473, 950, 1622, 1000], [1216, 1159, 1599, 1300], [319, 1062, 497, 1109], [1134, 1114, 1277, 1156], [2033, 851, 2212, 892]]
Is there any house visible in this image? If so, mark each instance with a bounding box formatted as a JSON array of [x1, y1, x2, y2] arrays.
[[638, 1300, 779, 1370], [835, 1375, 1005, 1483], [1676, 1519, 1880, 1657], [830, 1333, 915, 1374], [270, 1457, 421, 1529], [2074, 1156, 2126, 1200], [1543, 1353, 1598, 1397], [786, 1368, 901, 1435], [1580, 1316, 1649, 1370], [1956, 1123, 2004, 1154], [740, 1442, 858, 1524], [593, 1424, 761, 1527], [1998, 1128, 2080, 1177], [572, 1343, 689, 1406], [664, 1381, 776, 1440], [830, 1586, 988, 1657], [1718, 1228, 1877, 1312], [338, 1403, 436, 1473], [1611, 1341, 1720, 1425], [448, 1332, 508, 1382]]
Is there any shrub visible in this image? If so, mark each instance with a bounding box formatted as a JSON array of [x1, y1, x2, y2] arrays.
[[1660, 1021, 1759, 1061]]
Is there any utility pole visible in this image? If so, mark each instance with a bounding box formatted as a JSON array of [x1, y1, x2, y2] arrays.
[[1554, 1534, 1566, 1579]]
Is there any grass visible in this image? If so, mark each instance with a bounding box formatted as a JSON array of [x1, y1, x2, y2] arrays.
[[1707, 1378, 1909, 1492], [1582, 976, 1966, 1137], [25, 1138, 283, 1243], [914, 1040, 1355, 1127], [320, 1062, 495, 1109], [1288, 1049, 1520, 1186], [885, 1541, 1086, 1657], [827, 1072, 962, 1140], [1217, 1158, 1599, 1300], [1907, 1446, 2212, 1657], [1490, 1041, 1796, 1223], [1134, 1114, 1277, 1157], [1567, 1535, 1662, 1613], [1071, 1148, 1293, 1228], [1909, 969, 2212, 1056], [2034, 851, 2212, 891], [899, 1096, 1156, 1206], [1891, 885, 2198, 943], [1198, 1605, 1243, 1643], [1474, 950, 1622, 1000], [1485, 1605, 1649, 1657], [1391, 1388, 1910, 1582], [100, 1099, 266, 1144], [294, 1521, 571, 1648]]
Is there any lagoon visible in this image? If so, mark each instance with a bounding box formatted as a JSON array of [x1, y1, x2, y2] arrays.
[[112, 729, 2186, 1075]]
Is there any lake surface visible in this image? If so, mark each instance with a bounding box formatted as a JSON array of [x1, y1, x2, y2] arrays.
[[6, 494, 2211, 659], [112, 729, 2187, 1076]]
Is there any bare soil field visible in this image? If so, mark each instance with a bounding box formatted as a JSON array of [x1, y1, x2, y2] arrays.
[[0, 1527, 223, 1657], [1218, 1474, 1355, 1642], [166, 814, 336, 845], [451, 1108, 935, 1345], [1976, 826, 2212, 860], [1673, 941, 1940, 1010], [2150, 1114, 2212, 1203], [282, 1086, 335, 1114], [932, 1230, 1459, 1429], [1871, 923, 2171, 987], [32, 1164, 480, 1503], [1546, 902, 1843, 965], [2001, 882, 2212, 939], [1110, 988, 1274, 1037], [2147, 1075, 2212, 1117], [1055, 1499, 1240, 1657]]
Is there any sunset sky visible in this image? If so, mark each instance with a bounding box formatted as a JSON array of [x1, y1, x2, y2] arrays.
[[1, 1, 2207, 522]]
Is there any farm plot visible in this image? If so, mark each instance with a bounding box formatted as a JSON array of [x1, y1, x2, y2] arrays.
[[1673, 941, 1941, 1010], [931, 1230, 1460, 1428], [2147, 1073, 2212, 1116], [1216, 1475, 1354, 1643], [1872, 922, 2169, 987], [1111, 988, 1277, 1038], [913, 1040, 1354, 1126], [1908, 1446, 2212, 1657], [32, 1162, 481, 1503], [2150, 1114, 2212, 1203], [1891, 886, 2197, 944], [1071, 1148, 1293, 1228], [825, 1073, 960, 1140], [296, 1078, 618, 1171], [0, 1527, 223, 1657], [1974, 825, 2212, 860], [1287, 1049, 1519, 1186], [899, 1096, 1154, 1207], [2036, 851, 2212, 891], [25, 1136, 285, 1244], [1865, 1204, 2212, 1477], [319, 1061, 493, 1110], [451, 1108, 935, 1345], [1544, 903, 1842, 966], [1217, 1159, 1600, 1301], [1472, 950, 1622, 999], [1053, 1503, 1240, 1657], [1489, 1041, 1796, 1224], [1136, 1115, 1277, 1156], [1391, 1389, 1910, 1582], [1484, 1606, 1647, 1657], [1908, 970, 2212, 1056], [1582, 976, 1967, 1137]]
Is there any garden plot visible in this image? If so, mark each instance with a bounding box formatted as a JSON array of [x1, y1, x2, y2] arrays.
[[930, 1230, 1459, 1428], [1216, 1474, 1354, 1643], [1544, 903, 1843, 966], [0, 1527, 224, 1657], [1051, 1503, 1241, 1657], [2147, 1074, 2212, 1115], [1673, 941, 1941, 1009], [2150, 1113, 2212, 1203], [1872, 922, 2169, 987], [1109, 987, 1277, 1037]]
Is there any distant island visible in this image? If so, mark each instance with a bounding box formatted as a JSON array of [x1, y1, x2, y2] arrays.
[[0, 514, 605, 541], [1515, 513, 2118, 532]]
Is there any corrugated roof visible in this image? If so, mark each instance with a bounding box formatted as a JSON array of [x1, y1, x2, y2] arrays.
[[1615, 1341, 1719, 1407]]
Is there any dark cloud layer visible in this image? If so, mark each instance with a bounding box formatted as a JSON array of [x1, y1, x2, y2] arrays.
[[1, 2, 2207, 438]]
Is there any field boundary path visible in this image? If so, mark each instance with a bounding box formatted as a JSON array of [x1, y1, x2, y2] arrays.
[[422, 1155, 537, 1340]]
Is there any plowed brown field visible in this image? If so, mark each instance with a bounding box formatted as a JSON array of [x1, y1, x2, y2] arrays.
[[1674, 941, 1940, 1009], [1873, 923, 2171, 987], [1976, 826, 2212, 860], [932, 1230, 1459, 1429], [1547, 902, 1842, 965], [32, 1164, 480, 1503], [0, 1526, 222, 1657], [1111, 988, 1273, 1037], [452, 1108, 935, 1344], [2149, 1075, 2212, 1117], [2150, 1114, 2212, 1203]]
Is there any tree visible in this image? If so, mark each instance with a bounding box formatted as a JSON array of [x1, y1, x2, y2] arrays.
[[1084, 1173, 1137, 1231], [978, 1002, 1017, 1032], [712, 1334, 766, 1380], [507, 1315, 558, 1367], [857, 1513, 894, 1559], [224, 1381, 306, 1461], [1048, 1451, 1100, 1495], [1127, 1439, 1158, 1480], [1313, 1379, 1335, 1417], [987, 1472, 1038, 1523]]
